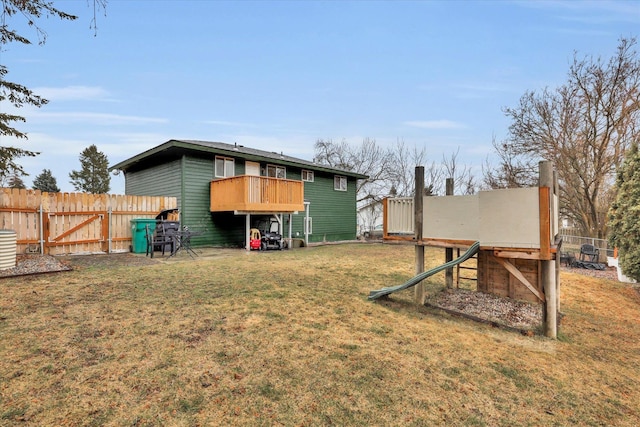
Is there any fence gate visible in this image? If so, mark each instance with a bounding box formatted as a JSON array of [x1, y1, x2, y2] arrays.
[[0, 189, 177, 255], [46, 210, 108, 254]]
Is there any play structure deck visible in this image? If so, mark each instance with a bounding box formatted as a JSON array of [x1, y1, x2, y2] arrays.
[[372, 161, 560, 338]]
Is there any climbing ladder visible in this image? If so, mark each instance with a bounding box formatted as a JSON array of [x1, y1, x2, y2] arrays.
[[456, 247, 478, 287]]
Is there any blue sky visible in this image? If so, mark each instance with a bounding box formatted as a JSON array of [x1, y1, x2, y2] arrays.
[[2, 0, 639, 193]]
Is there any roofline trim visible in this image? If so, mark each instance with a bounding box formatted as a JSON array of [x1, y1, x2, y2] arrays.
[[109, 139, 368, 179]]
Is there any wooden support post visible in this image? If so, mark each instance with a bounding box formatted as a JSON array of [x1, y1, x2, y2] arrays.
[[382, 197, 388, 239], [245, 214, 251, 251], [445, 178, 454, 288], [553, 167, 561, 315], [539, 160, 557, 338], [414, 166, 425, 305]]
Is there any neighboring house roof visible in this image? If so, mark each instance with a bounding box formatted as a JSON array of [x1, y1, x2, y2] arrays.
[[110, 139, 368, 179]]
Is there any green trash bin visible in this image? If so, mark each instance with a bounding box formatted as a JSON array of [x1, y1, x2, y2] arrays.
[[130, 218, 157, 254]]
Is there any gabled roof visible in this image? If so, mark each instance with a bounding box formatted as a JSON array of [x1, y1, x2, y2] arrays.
[[110, 139, 368, 179]]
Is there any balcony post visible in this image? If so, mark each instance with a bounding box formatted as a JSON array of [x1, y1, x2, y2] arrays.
[[245, 213, 251, 251]]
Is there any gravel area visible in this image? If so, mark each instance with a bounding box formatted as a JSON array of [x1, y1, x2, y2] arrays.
[[425, 288, 544, 332], [562, 265, 618, 280], [424, 265, 621, 333], [0, 254, 72, 278]]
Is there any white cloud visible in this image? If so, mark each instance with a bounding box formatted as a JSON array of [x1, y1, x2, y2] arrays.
[[6, 132, 84, 157], [105, 132, 171, 145], [518, 0, 640, 24], [403, 120, 466, 130], [8, 131, 169, 194], [29, 111, 168, 125], [33, 85, 112, 102], [203, 120, 257, 128]]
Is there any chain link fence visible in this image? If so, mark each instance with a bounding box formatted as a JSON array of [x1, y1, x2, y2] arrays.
[[559, 230, 613, 261]]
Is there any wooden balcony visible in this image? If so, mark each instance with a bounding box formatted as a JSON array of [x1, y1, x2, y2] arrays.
[[210, 175, 305, 213]]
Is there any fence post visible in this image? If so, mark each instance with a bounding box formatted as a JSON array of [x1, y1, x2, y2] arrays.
[[108, 206, 112, 254], [445, 178, 454, 288], [540, 160, 557, 339], [39, 203, 44, 255], [414, 166, 425, 305]]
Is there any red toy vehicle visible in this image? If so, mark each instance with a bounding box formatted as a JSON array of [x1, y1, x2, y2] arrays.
[[249, 228, 261, 250], [249, 219, 285, 250]]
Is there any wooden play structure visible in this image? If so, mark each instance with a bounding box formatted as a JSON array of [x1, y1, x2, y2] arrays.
[[375, 161, 560, 338]]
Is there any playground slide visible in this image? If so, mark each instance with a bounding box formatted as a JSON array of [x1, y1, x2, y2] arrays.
[[368, 241, 481, 301]]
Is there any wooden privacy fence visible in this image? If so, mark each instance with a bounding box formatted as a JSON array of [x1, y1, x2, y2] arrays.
[[0, 188, 177, 255]]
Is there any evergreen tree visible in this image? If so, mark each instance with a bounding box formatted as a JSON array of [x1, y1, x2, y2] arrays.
[[69, 145, 111, 194], [1, 1, 106, 185], [608, 142, 640, 282], [32, 169, 61, 193], [7, 173, 26, 189]]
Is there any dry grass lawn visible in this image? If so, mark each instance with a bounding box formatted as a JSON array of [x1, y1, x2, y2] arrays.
[[1, 243, 639, 426]]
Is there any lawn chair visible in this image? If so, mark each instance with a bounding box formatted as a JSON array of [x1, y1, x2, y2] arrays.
[[145, 224, 174, 258], [579, 244, 599, 263], [156, 221, 179, 255], [576, 244, 605, 270]]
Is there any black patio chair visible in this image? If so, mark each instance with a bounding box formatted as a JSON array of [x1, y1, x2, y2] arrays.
[[576, 243, 605, 270], [145, 223, 174, 258], [579, 244, 599, 263]]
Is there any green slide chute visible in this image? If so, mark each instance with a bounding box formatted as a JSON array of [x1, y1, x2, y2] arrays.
[[368, 241, 481, 301]]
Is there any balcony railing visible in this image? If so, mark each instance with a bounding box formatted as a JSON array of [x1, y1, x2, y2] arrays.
[[210, 175, 305, 213]]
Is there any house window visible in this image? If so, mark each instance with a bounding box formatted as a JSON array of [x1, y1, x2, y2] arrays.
[[334, 175, 347, 191], [302, 170, 314, 182], [267, 164, 286, 179], [305, 217, 313, 235], [215, 156, 235, 178]]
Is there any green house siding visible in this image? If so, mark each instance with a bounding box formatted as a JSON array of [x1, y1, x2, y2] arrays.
[[125, 160, 182, 200], [297, 172, 357, 243], [112, 141, 363, 248], [181, 157, 216, 246]]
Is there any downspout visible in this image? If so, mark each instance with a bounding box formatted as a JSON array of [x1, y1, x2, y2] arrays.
[[304, 201, 310, 246], [180, 155, 186, 229]]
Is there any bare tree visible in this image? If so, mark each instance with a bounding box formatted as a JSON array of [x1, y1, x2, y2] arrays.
[[482, 136, 539, 190], [314, 138, 478, 205], [314, 138, 393, 205], [442, 148, 477, 195], [484, 37, 640, 238], [387, 139, 439, 196]]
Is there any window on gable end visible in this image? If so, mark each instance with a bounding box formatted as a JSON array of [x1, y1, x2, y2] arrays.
[[334, 175, 347, 191]]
